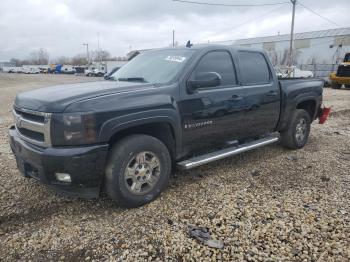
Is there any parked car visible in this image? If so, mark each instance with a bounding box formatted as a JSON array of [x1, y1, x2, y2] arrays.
[[4, 67, 23, 73], [61, 65, 76, 74], [291, 67, 313, 78], [85, 68, 103, 77], [277, 66, 313, 78], [22, 67, 40, 74], [9, 45, 328, 207], [5, 67, 16, 73], [85, 63, 106, 77], [14, 67, 23, 73]]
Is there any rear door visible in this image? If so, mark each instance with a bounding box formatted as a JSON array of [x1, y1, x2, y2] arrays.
[[236, 51, 280, 137], [178, 50, 247, 154]]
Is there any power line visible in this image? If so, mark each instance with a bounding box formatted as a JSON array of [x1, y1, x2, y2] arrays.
[[172, 0, 289, 7], [298, 2, 340, 27], [200, 5, 286, 44]]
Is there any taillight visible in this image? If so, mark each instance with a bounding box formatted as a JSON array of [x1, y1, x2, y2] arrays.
[[319, 107, 331, 124]]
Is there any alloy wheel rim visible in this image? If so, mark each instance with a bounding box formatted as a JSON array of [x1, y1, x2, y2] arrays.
[[295, 118, 307, 144], [124, 151, 161, 195]]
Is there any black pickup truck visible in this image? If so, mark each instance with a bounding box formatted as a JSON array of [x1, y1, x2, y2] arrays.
[[9, 45, 327, 207]]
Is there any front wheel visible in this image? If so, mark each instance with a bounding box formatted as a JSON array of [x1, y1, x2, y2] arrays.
[[280, 109, 311, 149], [105, 134, 171, 207]]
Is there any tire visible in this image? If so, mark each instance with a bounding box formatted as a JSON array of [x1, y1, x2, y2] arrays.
[[105, 134, 171, 208], [331, 82, 342, 89], [280, 109, 311, 149]]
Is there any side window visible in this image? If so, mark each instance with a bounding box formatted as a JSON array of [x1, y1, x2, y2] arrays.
[[238, 52, 271, 85], [191, 51, 237, 87]]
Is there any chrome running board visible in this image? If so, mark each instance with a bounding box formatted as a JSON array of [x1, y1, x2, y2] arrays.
[[177, 135, 279, 170]]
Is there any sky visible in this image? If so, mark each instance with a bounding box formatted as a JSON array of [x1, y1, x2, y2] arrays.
[[0, 0, 349, 61]]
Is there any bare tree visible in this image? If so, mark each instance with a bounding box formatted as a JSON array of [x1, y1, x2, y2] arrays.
[[89, 49, 111, 61], [54, 56, 71, 65], [100, 50, 111, 61], [29, 48, 49, 65], [10, 58, 31, 66], [71, 54, 88, 65], [280, 49, 289, 65]]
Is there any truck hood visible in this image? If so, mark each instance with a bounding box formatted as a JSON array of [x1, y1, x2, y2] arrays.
[[15, 81, 155, 113]]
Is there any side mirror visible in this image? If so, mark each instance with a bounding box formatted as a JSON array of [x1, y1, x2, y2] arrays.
[[187, 72, 222, 93]]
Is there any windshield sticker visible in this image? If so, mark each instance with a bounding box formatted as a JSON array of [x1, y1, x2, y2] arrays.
[[165, 56, 186, 63]]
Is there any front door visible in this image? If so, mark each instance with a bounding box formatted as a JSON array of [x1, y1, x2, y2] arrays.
[[178, 50, 247, 154]]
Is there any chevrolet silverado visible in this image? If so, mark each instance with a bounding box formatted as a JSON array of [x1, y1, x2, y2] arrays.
[[9, 45, 327, 207]]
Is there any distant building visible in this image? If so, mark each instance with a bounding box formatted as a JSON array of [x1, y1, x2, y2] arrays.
[[232, 27, 350, 66], [0, 61, 16, 71]]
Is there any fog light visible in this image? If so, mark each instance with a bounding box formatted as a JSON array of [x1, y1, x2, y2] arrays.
[[55, 172, 71, 183]]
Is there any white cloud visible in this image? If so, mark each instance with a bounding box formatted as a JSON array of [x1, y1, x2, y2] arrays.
[[0, 0, 348, 60]]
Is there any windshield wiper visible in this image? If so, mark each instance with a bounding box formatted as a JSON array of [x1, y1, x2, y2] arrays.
[[118, 77, 148, 83]]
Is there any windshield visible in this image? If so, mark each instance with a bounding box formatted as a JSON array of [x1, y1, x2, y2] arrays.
[[111, 49, 194, 84], [344, 53, 350, 62]]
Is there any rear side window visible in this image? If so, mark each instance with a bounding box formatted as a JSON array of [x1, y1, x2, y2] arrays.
[[238, 52, 271, 85], [191, 51, 237, 86]]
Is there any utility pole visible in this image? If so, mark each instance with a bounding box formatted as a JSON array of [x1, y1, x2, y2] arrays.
[[289, 0, 296, 67], [172, 30, 175, 47], [97, 32, 101, 62], [83, 43, 89, 64]]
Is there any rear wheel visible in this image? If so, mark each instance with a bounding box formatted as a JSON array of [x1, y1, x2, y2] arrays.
[[331, 82, 342, 89], [280, 109, 311, 149], [105, 134, 171, 207]]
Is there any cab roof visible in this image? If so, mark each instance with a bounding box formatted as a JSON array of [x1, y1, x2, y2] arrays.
[[147, 43, 265, 53]]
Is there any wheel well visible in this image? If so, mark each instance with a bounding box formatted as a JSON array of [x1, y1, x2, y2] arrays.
[[297, 100, 316, 120], [108, 122, 176, 160]]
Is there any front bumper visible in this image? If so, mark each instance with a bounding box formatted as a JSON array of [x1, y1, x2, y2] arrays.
[[9, 126, 109, 198]]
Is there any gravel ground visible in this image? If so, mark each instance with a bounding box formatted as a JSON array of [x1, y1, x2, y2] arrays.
[[0, 73, 349, 261]]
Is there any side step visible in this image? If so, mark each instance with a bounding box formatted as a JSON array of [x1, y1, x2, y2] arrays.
[[177, 135, 279, 170]]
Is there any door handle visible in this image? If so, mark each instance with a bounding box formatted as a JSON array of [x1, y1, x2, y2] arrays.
[[266, 90, 278, 96], [231, 94, 243, 100]]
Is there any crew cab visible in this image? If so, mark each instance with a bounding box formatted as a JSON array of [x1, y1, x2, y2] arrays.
[[9, 45, 327, 207]]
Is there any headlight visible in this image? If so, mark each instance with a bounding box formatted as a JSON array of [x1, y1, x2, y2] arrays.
[[51, 112, 97, 146]]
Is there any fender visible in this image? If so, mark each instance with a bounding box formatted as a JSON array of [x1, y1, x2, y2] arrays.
[[277, 91, 320, 131], [98, 108, 182, 156], [294, 93, 318, 107], [294, 92, 321, 119]]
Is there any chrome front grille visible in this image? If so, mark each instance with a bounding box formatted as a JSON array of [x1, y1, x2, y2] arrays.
[[13, 108, 52, 147]]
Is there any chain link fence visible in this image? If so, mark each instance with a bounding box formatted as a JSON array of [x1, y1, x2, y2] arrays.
[[299, 64, 338, 78]]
